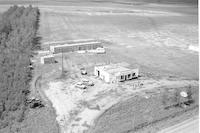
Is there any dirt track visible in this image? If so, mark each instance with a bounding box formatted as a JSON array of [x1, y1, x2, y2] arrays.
[[158, 116, 198, 133]]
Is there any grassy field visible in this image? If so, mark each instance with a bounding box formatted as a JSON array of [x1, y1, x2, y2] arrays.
[[88, 86, 199, 133]]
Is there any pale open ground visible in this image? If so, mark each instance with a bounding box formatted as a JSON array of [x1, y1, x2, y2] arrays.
[[0, 1, 198, 133], [45, 72, 198, 133], [33, 50, 198, 133]]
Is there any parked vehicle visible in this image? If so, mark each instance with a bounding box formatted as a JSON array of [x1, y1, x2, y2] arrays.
[[77, 50, 86, 54], [28, 65, 34, 70], [80, 68, 87, 75], [26, 97, 44, 108], [96, 47, 106, 54], [88, 47, 106, 54], [82, 79, 94, 86], [75, 82, 87, 89]]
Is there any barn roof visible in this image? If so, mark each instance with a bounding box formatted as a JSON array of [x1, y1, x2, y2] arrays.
[[50, 41, 101, 49], [95, 63, 138, 76]]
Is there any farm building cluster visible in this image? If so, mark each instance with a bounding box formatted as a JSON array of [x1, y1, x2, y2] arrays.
[[39, 39, 139, 83]]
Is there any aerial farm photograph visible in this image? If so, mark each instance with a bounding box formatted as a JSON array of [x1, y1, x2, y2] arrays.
[[0, 0, 198, 133]]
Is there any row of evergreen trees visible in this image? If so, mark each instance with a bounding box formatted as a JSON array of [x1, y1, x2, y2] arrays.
[[0, 5, 40, 129]]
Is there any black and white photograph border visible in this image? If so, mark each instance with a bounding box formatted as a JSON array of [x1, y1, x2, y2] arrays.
[[0, 0, 198, 133]]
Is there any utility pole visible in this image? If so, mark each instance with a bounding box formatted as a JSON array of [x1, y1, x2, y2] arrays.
[[61, 49, 64, 77]]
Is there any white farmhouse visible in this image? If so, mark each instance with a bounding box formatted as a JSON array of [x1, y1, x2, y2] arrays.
[[94, 64, 139, 83]]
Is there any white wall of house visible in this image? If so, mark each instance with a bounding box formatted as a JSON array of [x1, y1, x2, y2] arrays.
[[117, 69, 139, 82], [101, 71, 110, 83], [94, 67, 111, 83], [40, 55, 55, 64], [50, 46, 55, 53], [132, 69, 139, 78], [94, 67, 139, 83]]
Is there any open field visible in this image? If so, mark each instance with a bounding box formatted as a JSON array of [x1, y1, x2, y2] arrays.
[[37, 2, 198, 80]]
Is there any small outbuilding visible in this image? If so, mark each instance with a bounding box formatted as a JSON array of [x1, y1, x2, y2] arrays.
[[40, 55, 55, 64], [94, 64, 139, 83]]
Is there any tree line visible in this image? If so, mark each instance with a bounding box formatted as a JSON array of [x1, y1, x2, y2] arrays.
[[0, 5, 40, 129]]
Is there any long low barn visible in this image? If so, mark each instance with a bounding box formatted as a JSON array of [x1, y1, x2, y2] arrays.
[[50, 41, 102, 54]]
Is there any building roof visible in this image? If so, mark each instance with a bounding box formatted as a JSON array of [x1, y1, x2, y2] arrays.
[[43, 39, 96, 45], [41, 54, 54, 58], [95, 63, 138, 76], [37, 50, 50, 54], [50, 41, 101, 49]]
